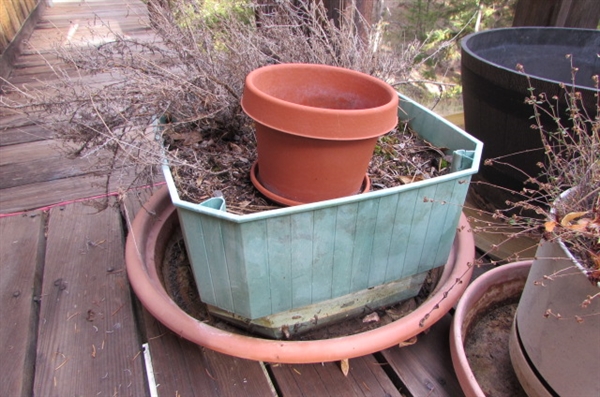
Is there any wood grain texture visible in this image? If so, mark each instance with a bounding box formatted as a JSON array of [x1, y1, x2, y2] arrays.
[[33, 200, 147, 396], [270, 355, 402, 397], [0, 212, 45, 397], [381, 315, 464, 397], [143, 312, 277, 397], [0, 166, 153, 214]]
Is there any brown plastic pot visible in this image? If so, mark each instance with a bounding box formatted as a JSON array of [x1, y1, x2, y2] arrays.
[[126, 186, 475, 364], [450, 261, 532, 397], [241, 63, 398, 205]]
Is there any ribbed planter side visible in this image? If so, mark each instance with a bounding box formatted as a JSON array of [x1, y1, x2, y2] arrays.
[[461, 27, 599, 191], [164, 93, 483, 320], [513, 240, 600, 396]]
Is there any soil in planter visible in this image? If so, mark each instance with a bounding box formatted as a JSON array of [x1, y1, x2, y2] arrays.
[[464, 300, 527, 397], [164, 121, 451, 214], [160, 227, 442, 340]]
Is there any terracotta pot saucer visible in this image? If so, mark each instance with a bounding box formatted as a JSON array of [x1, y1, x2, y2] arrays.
[[126, 186, 475, 364], [250, 161, 371, 206]]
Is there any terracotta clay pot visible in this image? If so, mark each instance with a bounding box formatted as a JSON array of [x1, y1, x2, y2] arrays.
[[450, 261, 532, 397], [241, 63, 398, 205], [126, 186, 475, 364]]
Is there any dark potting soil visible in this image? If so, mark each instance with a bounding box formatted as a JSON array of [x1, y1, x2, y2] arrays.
[[164, 121, 451, 214], [159, 227, 442, 341], [464, 301, 527, 397]]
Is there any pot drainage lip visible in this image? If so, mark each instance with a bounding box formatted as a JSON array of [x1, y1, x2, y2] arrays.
[[249, 160, 371, 206]]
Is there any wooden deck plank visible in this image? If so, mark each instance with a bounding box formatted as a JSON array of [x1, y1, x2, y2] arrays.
[[33, 200, 148, 396], [0, 168, 153, 214], [0, 140, 113, 190], [0, 212, 45, 397], [0, 140, 62, 166], [381, 315, 464, 397], [17, 27, 157, 58], [143, 313, 277, 397], [6, 67, 129, 86], [0, 113, 43, 128], [11, 52, 73, 68], [0, 123, 55, 146], [35, 13, 149, 25], [36, 5, 148, 23], [270, 355, 402, 397], [19, 1, 151, 54]]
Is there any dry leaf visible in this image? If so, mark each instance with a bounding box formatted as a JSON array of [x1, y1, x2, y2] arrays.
[[398, 336, 417, 347], [340, 358, 350, 377], [398, 175, 424, 185], [362, 312, 380, 323], [228, 142, 243, 153], [170, 131, 203, 146], [570, 219, 592, 231], [544, 220, 557, 233], [560, 211, 589, 227], [591, 252, 600, 270]]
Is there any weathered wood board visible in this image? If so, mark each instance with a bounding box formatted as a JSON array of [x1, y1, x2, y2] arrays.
[[269, 355, 402, 397], [0, 212, 45, 397], [142, 312, 277, 397], [381, 315, 464, 397], [33, 200, 147, 396]]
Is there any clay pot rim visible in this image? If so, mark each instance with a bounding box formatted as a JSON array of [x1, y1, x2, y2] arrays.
[[449, 260, 532, 397], [249, 161, 371, 206], [126, 186, 475, 364], [246, 63, 397, 113], [241, 63, 399, 140]]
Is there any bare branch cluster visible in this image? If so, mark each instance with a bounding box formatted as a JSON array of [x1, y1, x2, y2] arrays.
[[1, 0, 424, 207], [479, 59, 599, 283]]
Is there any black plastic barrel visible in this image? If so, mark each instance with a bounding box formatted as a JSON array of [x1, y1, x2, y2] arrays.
[[461, 27, 599, 194]]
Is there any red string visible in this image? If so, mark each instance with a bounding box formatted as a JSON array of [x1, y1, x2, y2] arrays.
[[0, 182, 166, 219]]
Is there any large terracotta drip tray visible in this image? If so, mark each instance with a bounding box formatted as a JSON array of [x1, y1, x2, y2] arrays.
[[126, 187, 475, 363]]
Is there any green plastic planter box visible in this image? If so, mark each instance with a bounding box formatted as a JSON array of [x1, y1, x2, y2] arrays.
[[163, 93, 482, 337]]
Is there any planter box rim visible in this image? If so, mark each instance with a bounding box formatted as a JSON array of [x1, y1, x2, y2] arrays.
[[163, 92, 483, 224]]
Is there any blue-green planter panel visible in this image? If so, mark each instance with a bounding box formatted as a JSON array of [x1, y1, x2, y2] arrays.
[[166, 93, 482, 320]]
